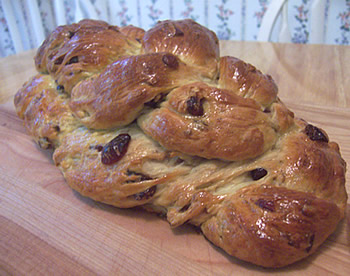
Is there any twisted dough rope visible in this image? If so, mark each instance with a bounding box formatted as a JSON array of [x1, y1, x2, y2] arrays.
[[14, 19, 347, 267]]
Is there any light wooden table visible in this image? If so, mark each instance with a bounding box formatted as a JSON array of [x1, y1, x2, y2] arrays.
[[1, 42, 349, 275]]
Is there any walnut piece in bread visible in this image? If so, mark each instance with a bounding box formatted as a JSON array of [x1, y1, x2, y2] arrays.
[[14, 19, 347, 268]]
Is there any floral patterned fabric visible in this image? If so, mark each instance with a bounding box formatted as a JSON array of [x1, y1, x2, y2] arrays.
[[0, 0, 349, 57]]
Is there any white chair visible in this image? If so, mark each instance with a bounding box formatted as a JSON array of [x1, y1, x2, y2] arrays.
[[1, 0, 102, 55], [54, 0, 108, 26], [1, 0, 45, 53], [1, 0, 108, 55], [53, 0, 67, 26], [257, 0, 326, 44], [74, 0, 100, 22], [54, 0, 101, 26]]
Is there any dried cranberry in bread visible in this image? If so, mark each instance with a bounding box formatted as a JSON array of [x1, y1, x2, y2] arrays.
[[14, 19, 347, 268]]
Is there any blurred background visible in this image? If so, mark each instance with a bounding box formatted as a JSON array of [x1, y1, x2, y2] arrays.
[[0, 0, 349, 57]]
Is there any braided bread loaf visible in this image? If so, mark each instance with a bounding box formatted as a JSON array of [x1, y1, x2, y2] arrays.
[[14, 19, 347, 268]]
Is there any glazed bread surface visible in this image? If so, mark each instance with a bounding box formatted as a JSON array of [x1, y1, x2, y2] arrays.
[[14, 19, 347, 268]]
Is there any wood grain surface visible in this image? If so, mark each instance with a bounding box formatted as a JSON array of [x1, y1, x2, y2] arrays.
[[0, 42, 349, 275]]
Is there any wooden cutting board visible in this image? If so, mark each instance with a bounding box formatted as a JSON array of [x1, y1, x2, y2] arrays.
[[1, 42, 349, 275]]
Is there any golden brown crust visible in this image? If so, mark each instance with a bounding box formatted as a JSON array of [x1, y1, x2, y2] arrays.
[[139, 82, 277, 161], [142, 19, 220, 79], [14, 74, 77, 149], [201, 184, 342, 268], [70, 53, 204, 129], [119, 25, 145, 42], [35, 19, 140, 93], [14, 74, 55, 119], [53, 124, 175, 208], [277, 130, 347, 212], [219, 56, 278, 107], [13, 19, 347, 268]]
